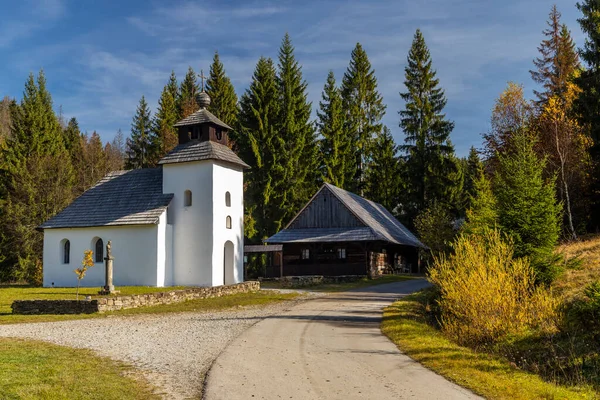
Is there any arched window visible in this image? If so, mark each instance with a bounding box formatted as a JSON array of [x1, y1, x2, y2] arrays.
[[62, 239, 70, 264], [226, 216, 232, 229], [225, 191, 231, 207], [95, 238, 104, 263], [184, 190, 192, 207]]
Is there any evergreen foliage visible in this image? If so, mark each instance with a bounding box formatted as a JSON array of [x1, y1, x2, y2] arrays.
[[105, 129, 126, 172], [276, 33, 319, 222], [494, 131, 562, 284], [63, 117, 81, 158], [178, 66, 200, 118], [530, 5, 580, 103], [153, 83, 179, 161], [126, 96, 156, 169], [206, 52, 238, 129], [317, 71, 353, 188], [399, 29, 456, 222], [365, 127, 401, 212], [341, 43, 386, 194], [414, 202, 455, 256], [237, 57, 283, 240], [462, 168, 498, 237]]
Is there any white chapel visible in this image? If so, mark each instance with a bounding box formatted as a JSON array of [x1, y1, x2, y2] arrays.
[[40, 90, 249, 288]]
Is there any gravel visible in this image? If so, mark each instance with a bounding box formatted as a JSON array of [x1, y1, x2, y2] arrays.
[[0, 293, 321, 399]]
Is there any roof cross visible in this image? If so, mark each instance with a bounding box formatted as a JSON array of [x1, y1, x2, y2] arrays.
[[199, 69, 206, 92]]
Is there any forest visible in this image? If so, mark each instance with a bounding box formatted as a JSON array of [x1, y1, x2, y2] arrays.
[[0, 2, 597, 289]]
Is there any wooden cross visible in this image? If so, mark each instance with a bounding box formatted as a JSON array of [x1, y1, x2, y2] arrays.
[[199, 69, 206, 91]]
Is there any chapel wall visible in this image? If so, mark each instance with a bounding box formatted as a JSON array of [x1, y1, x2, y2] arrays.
[[43, 224, 159, 287]]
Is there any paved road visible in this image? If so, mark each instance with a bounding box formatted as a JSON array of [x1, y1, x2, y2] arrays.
[[204, 279, 482, 400]]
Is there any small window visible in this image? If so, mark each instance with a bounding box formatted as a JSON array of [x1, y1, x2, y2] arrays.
[[301, 249, 310, 260], [216, 128, 223, 140], [225, 191, 231, 207], [95, 238, 104, 263], [226, 216, 232, 229], [191, 126, 200, 140], [337, 248, 346, 259], [184, 190, 192, 207], [62, 240, 70, 264]]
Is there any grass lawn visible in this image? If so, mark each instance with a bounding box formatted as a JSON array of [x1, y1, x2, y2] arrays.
[[260, 274, 418, 292], [0, 338, 159, 400], [0, 286, 300, 325], [381, 291, 598, 400]]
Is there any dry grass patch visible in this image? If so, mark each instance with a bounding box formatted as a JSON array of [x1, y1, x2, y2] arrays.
[[0, 338, 159, 400], [556, 235, 600, 301]]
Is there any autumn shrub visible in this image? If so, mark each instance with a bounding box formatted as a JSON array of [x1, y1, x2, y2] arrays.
[[428, 230, 559, 347]]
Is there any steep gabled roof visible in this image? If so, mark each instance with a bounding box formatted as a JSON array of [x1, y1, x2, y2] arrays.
[[158, 140, 249, 169], [266, 183, 425, 248], [173, 108, 233, 130], [39, 168, 173, 229]]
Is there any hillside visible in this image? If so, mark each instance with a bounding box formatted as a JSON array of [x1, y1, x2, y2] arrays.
[[556, 235, 600, 301]]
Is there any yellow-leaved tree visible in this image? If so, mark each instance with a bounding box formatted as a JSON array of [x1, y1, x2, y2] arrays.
[[74, 249, 94, 300]]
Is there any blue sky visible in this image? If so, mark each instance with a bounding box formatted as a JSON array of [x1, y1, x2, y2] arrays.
[[0, 0, 584, 157]]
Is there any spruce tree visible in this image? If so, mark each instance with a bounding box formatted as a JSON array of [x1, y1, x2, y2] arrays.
[[179, 66, 200, 118], [462, 168, 498, 237], [276, 33, 319, 219], [0, 71, 74, 282], [63, 117, 81, 157], [126, 96, 156, 169], [317, 71, 353, 188], [166, 71, 179, 113], [237, 57, 283, 240], [494, 131, 561, 284], [0, 96, 12, 144], [463, 147, 482, 211], [575, 0, 600, 230], [206, 52, 238, 129], [76, 131, 108, 194], [531, 5, 580, 103], [365, 127, 401, 211], [399, 29, 456, 222], [153, 83, 179, 160], [341, 43, 386, 194]]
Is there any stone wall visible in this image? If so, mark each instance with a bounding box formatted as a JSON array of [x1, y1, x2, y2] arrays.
[[270, 275, 365, 288], [11, 281, 260, 315]]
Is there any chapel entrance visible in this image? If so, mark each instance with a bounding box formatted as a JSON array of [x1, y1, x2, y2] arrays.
[[224, 241, 235, 285]]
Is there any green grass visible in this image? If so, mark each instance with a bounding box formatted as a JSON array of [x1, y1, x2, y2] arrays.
[[381, 291, 598, 400], [260, 274, 418, 292], [0, 286, 300, 325], [0, 338, 159, 400]]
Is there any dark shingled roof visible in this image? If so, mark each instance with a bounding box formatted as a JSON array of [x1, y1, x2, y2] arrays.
[[158, 140, 250, 168], [244, 244, 283, 253], [266, 183, 426, 248], [173, 108, 233, 130], [39, 168, 173, 229]]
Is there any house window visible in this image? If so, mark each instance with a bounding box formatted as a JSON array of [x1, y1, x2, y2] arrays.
[[301, 249, 310, 260], [337, 248, 346, 259], [226, 216, 232, 229], [225, 191, 231, 207], [191, 126, 200, 140], [215, 128, 223, 141], [184, 190, 192, 207], [62, 240, 70, 264], [95, 238, 104, 263]]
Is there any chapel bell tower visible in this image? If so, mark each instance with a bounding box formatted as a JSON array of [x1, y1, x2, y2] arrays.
[[173, 72, 231, 147]]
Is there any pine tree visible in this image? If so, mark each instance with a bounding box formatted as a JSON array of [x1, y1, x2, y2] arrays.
[[399, 29, 456, 223], [317, 71, 353, 188], [237, 57, 283, 240], [462, 168, 498, 237], [494, 131, 562, 284], [206, 52, 238, 129], [364, 127, 401, 211], [179, 66, 200, 118], [0, 71, 74, 282], [341, 43, 386, 194], [126, 96, 156, 169], [153, 84, 179, 160], [530, 5, 580, 103], [276, 33, 319, 220], [575, 0, 600, 230]]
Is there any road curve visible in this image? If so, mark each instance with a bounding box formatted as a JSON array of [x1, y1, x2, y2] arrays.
[[204, 279, 482, 400]]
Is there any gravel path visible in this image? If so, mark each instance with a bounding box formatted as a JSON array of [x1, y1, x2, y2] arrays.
[[0, 293, 321, 399]]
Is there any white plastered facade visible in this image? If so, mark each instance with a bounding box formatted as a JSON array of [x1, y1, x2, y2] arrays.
[[43, 159, 244, 288]]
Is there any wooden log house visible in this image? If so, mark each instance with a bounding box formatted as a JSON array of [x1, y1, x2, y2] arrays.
[[265, 183, 426, 277]]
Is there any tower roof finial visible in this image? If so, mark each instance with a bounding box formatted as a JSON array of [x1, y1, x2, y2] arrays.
[[198, 69, 210, 108]]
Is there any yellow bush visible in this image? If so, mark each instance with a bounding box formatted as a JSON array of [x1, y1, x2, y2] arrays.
[[428, 230, 559, 346]]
